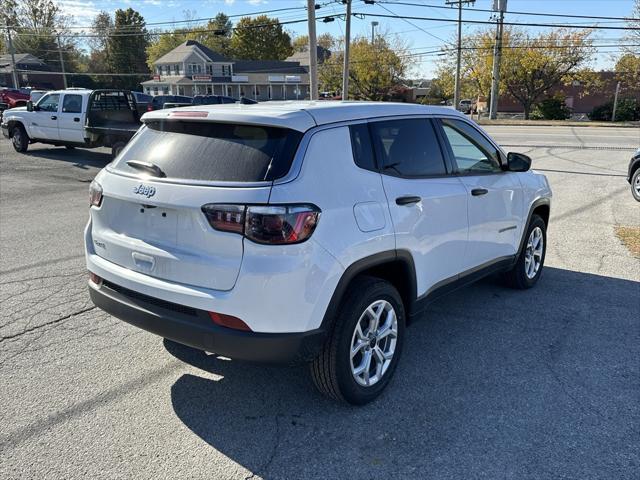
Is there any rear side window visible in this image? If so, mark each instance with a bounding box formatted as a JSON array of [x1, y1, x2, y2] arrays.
[[62, 94, 83, 113], [113, 121, 303, 182], [349, 124, 376, 171], [370, 118, 447, 177]]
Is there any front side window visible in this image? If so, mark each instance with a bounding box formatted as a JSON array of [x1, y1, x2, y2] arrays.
[[37, 93, 60, 112], [441, 119, 502, 174], [369, 118, 447, 177], [62, 94, 82, 113]]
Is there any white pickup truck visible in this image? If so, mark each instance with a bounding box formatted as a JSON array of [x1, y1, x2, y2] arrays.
[[1, 88, 141, 157]]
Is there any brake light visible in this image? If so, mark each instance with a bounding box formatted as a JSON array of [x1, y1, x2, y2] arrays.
[[89, 180, 103, 207], [201, 204, 320, 245], [147, 104, 153, 111], [209, 311, 251, 331]]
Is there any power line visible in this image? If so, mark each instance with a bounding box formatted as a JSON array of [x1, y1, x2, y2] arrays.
[[376, 1, 639, 22], [355, 12, 640, 31]]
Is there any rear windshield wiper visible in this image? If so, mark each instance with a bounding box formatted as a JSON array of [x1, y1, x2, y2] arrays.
[[126, 160, 166, 178]]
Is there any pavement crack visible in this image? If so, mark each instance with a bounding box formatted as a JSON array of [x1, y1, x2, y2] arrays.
[[244, 413, 282, 480], [0, 306, 97, 343]]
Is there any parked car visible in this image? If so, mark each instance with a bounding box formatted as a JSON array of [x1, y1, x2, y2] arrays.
[[1, 88, 141, 157], [132, 91, 153, 115], [192, 95, 237, 105], [458, 99, 474, 114], [85, 102, 552, 404], [0, 88, 30, 109], [147, 95, 192, 111], [628, 148, 640, 202]]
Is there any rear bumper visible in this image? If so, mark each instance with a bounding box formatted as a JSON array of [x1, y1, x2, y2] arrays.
[[1, 123, 9, 138], [89, 280, 326, 364]]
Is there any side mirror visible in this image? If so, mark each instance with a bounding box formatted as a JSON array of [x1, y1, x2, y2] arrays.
[[27, 100, 33, 112], [506, 152, 531, 172]]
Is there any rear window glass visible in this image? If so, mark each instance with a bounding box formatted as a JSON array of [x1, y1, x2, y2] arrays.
[[113, 121, 303, 182]]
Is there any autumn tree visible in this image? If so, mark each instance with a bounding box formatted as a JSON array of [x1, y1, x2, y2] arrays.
[[230, 15, 293, 60], [320, 35, 408, 100], [0, 0, 83, 76], [502, 29, 595, 118], [435, 28, 595, 118]]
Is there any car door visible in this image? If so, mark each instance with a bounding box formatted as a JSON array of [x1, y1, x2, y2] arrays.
[[371, 117, 469, 298], [31, 93, 60, 140], [437, 117, 525, 271], [58, 93, 85, 143]]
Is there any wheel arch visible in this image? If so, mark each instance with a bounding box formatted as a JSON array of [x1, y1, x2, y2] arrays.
[[7, 120, 27, 137], [516, 197, 551, 259], [320, 250, 418, 332]]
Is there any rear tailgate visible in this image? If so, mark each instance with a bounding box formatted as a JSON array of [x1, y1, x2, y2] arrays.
[[91, 175, 269, 291], [90, 117, 304, 291]]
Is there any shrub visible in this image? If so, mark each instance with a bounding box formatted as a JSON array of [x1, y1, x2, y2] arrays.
[[588, 98, 640, 122], [532, 95, 571, 120]]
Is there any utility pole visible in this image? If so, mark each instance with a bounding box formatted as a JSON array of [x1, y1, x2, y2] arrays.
[[5, 26, 19, 89], [57, 34, 68, 89], [371, 21, 378, 44], [342, 0, 352, 100], [307, 0, 318, 100], [489, 0, 507, 120], [446, 1, 475, 110], [611, 81, 621, 122]]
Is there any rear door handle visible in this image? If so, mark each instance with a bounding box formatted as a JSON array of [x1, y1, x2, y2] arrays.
[[50, 115, 57, 120], [73, 117, 80, 122], [471, 188, 488, 196], [396, 196, 421, 206]]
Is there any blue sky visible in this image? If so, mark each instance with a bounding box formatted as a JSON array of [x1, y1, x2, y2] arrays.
[[58, 0, 637, 77]]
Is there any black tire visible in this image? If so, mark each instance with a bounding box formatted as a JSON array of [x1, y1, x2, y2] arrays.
[[631, 168, 640, 202], [503, 214, 547, 289], [111, 141, 126, 158], [311, 276, 406, 405], [11, 124, 29, 153]]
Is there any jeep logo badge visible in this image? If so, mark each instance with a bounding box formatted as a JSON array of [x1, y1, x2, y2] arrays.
[[133, 184, 156, 198]]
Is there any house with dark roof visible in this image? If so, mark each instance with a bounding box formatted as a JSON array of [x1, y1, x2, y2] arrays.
[[141, 40, 310, 101], [0, 53, 64, 90]]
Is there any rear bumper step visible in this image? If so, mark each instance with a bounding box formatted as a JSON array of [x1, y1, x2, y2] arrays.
[[89, 281, 326, 364]]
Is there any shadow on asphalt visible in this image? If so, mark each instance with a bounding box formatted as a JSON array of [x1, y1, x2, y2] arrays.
[[23, 147, 112, 169], [166, 267, 639, 478]]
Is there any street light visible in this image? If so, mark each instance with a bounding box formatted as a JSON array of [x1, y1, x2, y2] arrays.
[[371, 21, 379, 43]]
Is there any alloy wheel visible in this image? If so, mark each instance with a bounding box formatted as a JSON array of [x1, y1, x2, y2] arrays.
[[524, 226, 544, 279], [349, 300, 398, 387]]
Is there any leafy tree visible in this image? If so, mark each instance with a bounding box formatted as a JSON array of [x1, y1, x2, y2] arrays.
[[435, 28, 595, 118], [108, 8, 149, 89], [319, 35, 408, 100], [0, 0, 83, 78], [229, 15, 293, 60], [87, 11, 114, 81], [615, 53, 640, 94], [292, 33, 335, 52]]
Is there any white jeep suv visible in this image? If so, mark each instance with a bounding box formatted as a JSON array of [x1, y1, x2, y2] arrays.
[[85, 102, 552, 404]]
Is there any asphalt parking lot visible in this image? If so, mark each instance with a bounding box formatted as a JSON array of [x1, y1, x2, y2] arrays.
[[1, 125, 639, 479]]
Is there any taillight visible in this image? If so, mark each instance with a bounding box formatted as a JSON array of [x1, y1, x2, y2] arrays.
[[147, 104, 153, 111], [201, 204, 245, 233], [201, 204, 320, 245], [89, 180, 103, 207]]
